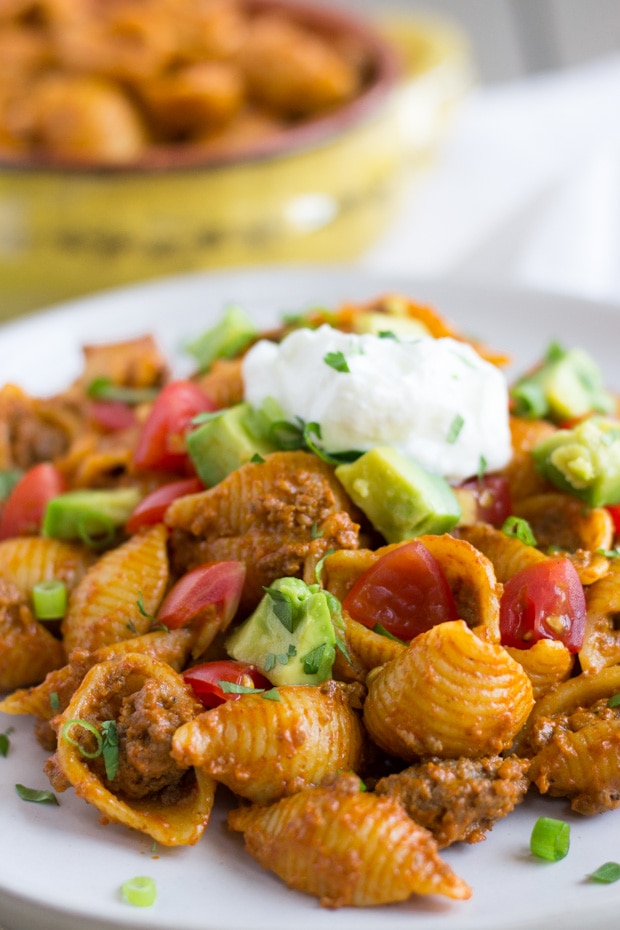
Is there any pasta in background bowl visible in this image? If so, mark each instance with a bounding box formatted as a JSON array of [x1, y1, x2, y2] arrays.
[[0, 0, 472, 319]]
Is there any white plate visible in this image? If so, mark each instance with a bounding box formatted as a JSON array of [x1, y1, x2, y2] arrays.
[[2, 265, 620, 930]]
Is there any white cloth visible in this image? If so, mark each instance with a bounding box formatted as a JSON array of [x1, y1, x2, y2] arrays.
[[363, 53, 620, 304]]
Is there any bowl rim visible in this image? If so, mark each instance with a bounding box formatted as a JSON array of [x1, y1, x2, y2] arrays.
[[0, 0, 401, 176]]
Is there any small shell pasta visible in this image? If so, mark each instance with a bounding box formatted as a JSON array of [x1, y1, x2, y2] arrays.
[[172, 682, 365, 803], [363, 620, 534, 760], [228, 773, 472, 907], [505, 638, 574, 700], [580, 560, 620, 671], [523, 667, 620, 815], [0, 536, 93, 596], [0, 627, 194, 722], [45, 652, 215, 845], [61, 524, 169, 653]]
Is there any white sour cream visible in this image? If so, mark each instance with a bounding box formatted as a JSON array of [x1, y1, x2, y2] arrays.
[[242, 325, 512, 482]]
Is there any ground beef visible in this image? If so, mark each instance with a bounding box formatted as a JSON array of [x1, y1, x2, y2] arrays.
[[375, 755, 530, 847], [110, 677, 199, 800]]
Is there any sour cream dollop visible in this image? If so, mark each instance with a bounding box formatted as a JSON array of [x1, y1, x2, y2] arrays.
[[242, 325, 512, 483]]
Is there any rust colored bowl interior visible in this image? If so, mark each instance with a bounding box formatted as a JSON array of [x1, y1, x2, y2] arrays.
[[0, 0, 401, 175]]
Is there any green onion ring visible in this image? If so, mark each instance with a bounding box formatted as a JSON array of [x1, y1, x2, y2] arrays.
[[61, 719, 103, 759], [530, 816, 570, 861], [32, 579, 67, 620], [121, 876, 157, 907]]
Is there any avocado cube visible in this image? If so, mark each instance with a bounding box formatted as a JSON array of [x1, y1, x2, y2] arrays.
[[42, 487, 141, 541], [226, 577, 336, 686], [186, 402, 276, 487], [185, 305, 258, 373], [335, 446, 461, 543], [532, 416, 620, 507]]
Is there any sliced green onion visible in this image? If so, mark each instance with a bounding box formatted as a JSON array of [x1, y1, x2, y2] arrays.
[[77, 511, 116, 548], [589, 862, 620, 883], [530, 816, 570, 861], [86, 377, 159, 405], [608, 693, 620, 708], [502, 515, 537, 546], [32, 579, 67, 620], [121, 875, 157, 907], [49, 692, 60, 712], [61, 718, 103, 759], [15, 783, 59, 805]]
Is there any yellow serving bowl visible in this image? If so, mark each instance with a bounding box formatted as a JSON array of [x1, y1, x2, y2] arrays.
[[0, 5, 472, 320]]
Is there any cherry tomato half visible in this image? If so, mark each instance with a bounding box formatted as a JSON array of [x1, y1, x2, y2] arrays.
[[499, 557, 586, 653], [457, 475, 512, 527], [606, 503, 620, 536], [342, 540, 458, 642], [183, 660, 270, 708], [125, 477, 203, 534], [133, 380, 215, 472], [157, 560, 246, 630], [88, 400, 136, 432], [0, 463, 66, 540]]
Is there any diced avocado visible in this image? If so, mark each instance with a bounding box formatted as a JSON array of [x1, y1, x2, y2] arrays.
[[186, 402, 278, 486], [225, 576, 336, 686], [335, 446, 461, 542], [532, 416, 620, 506], [185, 305, 258, 373], [42, 487, 141, 542], [510, 342, 614, 422]]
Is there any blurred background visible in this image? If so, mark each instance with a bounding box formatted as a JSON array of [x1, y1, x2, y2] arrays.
[[345, 0, 620, 83], [0, 0, 618, 318]]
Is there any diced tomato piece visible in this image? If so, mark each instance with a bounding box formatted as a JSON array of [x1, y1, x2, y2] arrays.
[[125, 477, 203, 534], [499, 557, 586, 653], [183, 659, 270, 708], [606, 503, 620, 536], [0, 463, 66, 540], [133, 380, 216, 472], [88, 400, 136, 432], [342, 539, 458, 642], [457, 474, 512, 527], [157, 560, 246, 630]]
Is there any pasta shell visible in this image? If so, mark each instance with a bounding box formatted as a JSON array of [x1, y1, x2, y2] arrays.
[[165, 451, 360, 612], [363, 620, 534, 760], [61, 524, 169, 653], [505, 639, 574, 701], [458, 523, 547, 582], [580, 559, 620, 671], [228, 773, 471, 907], [416, 534, 501, 641], [0, 536, 93, 596], [332, 611, 405, 683], [45, 652, 215, 845], [513, 493, 614, 553], [324, 536, 502, 642], [172, 682, 365, 803], [523, 667, 620, 814], [0, 627, 194, 722], [0, 578, 65, 691]]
